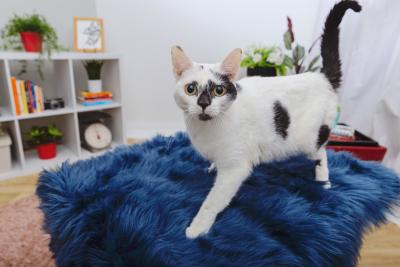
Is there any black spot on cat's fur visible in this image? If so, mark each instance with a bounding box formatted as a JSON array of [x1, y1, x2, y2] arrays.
[[273, 101, 290, 139], [317, 125, 330, 148], [211, 71, 238, 100], [175, 45, 183, 51], [197, 90, 211, 110]]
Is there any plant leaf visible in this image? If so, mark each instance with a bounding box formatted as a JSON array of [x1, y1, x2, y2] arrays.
[[283, 55, 293, 68], [292, 45, 305, 63], [307, 55, 320, 71], [283, 31, 293, 50]]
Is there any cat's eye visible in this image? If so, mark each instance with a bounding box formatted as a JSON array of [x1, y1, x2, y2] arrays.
[[184, 83, 198, 96], [213, 85, 226, 97]]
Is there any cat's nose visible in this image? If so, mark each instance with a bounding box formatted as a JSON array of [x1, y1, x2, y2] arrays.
[[197, 91, 211, 110]]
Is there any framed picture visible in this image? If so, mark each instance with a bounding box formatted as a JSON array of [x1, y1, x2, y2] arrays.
[[74, 17, 104, 52]]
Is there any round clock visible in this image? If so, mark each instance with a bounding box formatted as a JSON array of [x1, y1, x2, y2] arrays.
[[84, 123, 112, 150]]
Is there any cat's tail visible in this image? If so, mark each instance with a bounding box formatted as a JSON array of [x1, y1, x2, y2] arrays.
[[320, 0, 361, 90]]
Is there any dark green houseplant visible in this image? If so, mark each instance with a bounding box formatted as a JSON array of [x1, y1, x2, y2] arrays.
[[28, 124, 63, 159], [83, 60, 104, 92]]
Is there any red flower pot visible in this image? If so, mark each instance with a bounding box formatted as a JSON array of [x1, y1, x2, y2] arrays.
[[36, 143, 57, 160], [19, 32, 43, 52]]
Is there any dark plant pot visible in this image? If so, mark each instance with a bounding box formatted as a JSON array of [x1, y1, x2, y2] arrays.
[[20, 32, 43, 52], [247, 67, 276, 77], [36, 143, 57, 160]]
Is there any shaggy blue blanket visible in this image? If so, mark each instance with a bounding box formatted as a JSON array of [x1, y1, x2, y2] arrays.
[[37, 133, 400, 267]]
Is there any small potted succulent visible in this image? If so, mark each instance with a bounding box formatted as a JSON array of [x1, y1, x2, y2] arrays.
[[1, 13, 60, 53], [28, 124, 63, 160], [83, 60, 104, 92]]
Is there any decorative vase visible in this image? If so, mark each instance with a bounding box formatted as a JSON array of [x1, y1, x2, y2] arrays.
[[247, 67, 276, 77], [88, 80, 102, 93], [36, 143, 57, 160], [19, 32, 43, 52]]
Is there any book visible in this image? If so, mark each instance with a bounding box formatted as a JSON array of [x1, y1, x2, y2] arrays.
[[27, 81, 34, 113], [10, 77, 20, 115], [81, 91, 113, 99], [80, 99, 113, 106], [31, 82, 37, 112], [35, 86, 44, 112], [16, 80, 24, 115], [19, 80, 28, 115]]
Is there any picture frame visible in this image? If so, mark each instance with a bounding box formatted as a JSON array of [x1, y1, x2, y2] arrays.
[[74, 17, 104, 52]]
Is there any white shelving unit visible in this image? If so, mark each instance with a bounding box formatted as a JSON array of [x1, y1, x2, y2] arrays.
[[0, 52, 126, 180]]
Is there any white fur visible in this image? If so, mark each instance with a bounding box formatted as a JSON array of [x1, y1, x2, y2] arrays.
[[172, 48, 337, 239]]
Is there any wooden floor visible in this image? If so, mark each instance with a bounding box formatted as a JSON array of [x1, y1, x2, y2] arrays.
[[0, 174, 399, 266]]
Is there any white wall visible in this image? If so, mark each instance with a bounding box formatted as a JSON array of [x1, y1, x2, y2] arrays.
[[0, 0, 97, 49], [96, 0, 320, 138]]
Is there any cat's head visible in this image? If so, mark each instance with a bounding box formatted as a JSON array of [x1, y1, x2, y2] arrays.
[[171, 46, 242, 121]]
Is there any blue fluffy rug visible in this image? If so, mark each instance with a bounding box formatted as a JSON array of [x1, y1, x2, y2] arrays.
[[37, 133, 400, 267]]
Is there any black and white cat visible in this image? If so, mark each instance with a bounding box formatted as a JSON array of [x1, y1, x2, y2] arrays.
[[171, 0, 361, 239]]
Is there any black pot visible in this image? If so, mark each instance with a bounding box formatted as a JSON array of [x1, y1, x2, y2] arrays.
[[247, 67, 276, 77]]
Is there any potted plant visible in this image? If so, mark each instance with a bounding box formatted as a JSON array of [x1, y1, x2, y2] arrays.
[[1, 13, 61, 53], [241, 45, 289, 77], [1, 13, 64, 79], [83, 60, 104, 92], [28, 124, 63, 160], [241, 17, 321, 77]]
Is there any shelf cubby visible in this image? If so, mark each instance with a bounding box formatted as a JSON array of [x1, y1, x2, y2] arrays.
[[1, 120, 23, 172], [8, 59, 75, 109], [0, 52, 126, 180], [72, 59, 121, 105]]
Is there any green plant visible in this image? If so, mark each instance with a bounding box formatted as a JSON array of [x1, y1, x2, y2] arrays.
[[1, 13, 66, 79], [83, 60, 104, 80], [283, 17, 320, 74], [241, 45, 289, 76], [241, 17, 321, 76], [28, 124, 63, 146]]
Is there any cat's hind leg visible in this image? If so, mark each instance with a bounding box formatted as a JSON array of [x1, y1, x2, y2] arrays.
[[313, 148, 331, 189], [208, 162, 216, 173]]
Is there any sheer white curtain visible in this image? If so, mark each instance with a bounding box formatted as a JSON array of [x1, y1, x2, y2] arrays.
[[313, 0, 400, 173]]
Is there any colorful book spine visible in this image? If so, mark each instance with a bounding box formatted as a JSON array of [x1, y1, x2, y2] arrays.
[[27, 81, 34, 113], [19, 80, 28, 115], [31, 83, 37, 112], [10, 77, 21, 115], [16, 80, 24, 115], [81, 99, 113, 106]]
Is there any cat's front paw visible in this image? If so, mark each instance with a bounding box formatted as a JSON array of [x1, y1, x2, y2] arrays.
[[207, 163, 216, 173], [185, 223, 210, 239], [323, 181, 332, 189]]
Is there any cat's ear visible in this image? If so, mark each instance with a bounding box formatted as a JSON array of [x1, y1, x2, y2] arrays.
[[171, 46, 193, 80], [220, 48, 242, 81]]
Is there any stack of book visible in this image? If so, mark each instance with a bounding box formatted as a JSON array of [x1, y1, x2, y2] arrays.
[[10, 77, 45, 116], [78, 91, 113, 106]]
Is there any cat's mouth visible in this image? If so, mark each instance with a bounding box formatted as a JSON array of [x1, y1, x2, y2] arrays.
[[198, 113, 213, 121]]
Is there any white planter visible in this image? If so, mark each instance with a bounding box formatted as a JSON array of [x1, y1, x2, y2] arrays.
[[88, 80, 102, 93], [0, 133, 12, 173]]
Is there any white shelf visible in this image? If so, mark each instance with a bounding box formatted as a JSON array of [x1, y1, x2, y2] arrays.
[[16, 107, 74, 120], [0, 52, 126, 180], [76, 102, 121, 112], [0, 109, 14, 122], [23, 145, 76, 171]]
